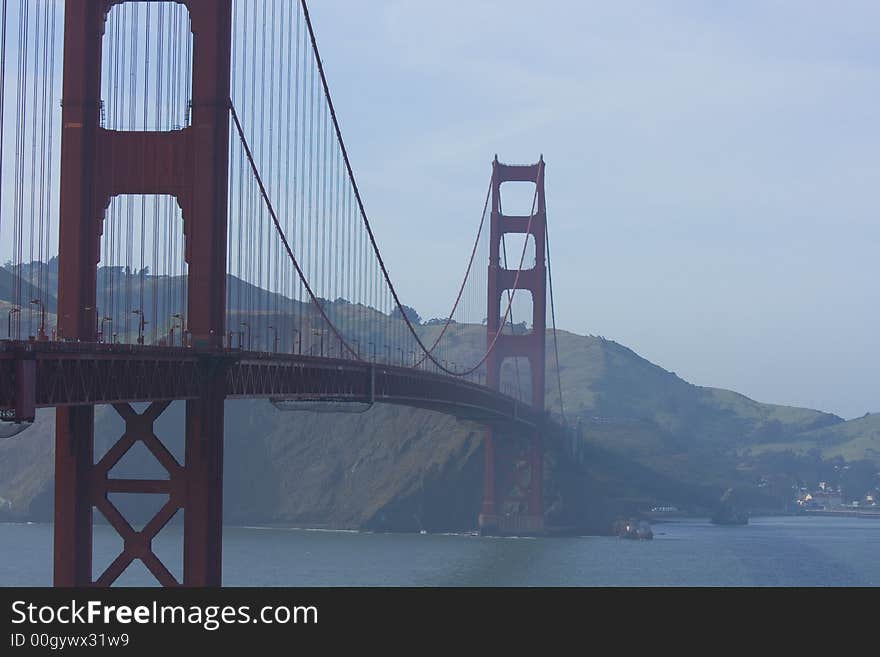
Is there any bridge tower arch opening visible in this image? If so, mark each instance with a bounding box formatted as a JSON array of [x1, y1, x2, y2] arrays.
[[54, 0, 232, 586], [479, 156, 547, 535]]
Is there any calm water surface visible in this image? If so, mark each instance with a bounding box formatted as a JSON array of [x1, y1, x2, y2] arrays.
[[1, 516, 877, 586]]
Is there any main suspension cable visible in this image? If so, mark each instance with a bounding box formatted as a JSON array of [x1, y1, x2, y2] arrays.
[[298, 0, 538, 377], [546, 208, 566, 423], [412, 179, 491, 368], [229, 100, 359, 359]]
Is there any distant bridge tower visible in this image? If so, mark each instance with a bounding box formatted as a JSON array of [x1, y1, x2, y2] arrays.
[[54, 0, 232, 586], [479, 156, 547, 535]]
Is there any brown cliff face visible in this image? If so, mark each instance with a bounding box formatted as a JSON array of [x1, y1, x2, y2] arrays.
[[0, 402, 491, 532], [222, 400, 486, 531]]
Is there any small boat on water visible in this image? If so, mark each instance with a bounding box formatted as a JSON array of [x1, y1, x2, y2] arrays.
[[613, 518, 653, 540]]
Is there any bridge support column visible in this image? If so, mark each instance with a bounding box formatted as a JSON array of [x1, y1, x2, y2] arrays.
[[54, 0, 232, 586], [479, 430, 545, 535], [183, 379, 225, 586], [479, 430, 497, 525], [53, 0, 103, 586], [480, 156, 548, 536], [54, 408, 95, 586]]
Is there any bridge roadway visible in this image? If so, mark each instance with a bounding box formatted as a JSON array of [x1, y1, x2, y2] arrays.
[[0, 340, 548, 432]]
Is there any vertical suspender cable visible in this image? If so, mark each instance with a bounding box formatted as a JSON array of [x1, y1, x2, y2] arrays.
[[227, 1, 235, 343], [294, 0, 302, 347], [269, 0, 278, 341], [308, 53, 315, 348], [234, 0, 244, 339], [183, 8, 191, 328], [27, 2, 41, 332], [319, 92, 326, 315], [298, 11, 307, 351], [247, 2, 256, 330], [127, 3, 137, 340], [254, 0, 264, 343], [45, 2, 57, 313], [0, 0, 6, 287], [36, 1, 49, 325], [12, 0, 29, 336], [285, 0, 295, 346], [153, 3, 163, 343], [139, 3, 149, 340]]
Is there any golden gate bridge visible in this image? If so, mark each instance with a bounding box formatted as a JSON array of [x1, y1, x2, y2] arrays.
[[0, 0, 569, 586]]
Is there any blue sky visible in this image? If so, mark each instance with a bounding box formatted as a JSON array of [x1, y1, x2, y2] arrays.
[[306, 0, 879, 419]]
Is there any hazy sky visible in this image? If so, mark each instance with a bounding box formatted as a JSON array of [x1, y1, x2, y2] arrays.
[[306, 0, 879, 419], [0, 2, 875, 420]]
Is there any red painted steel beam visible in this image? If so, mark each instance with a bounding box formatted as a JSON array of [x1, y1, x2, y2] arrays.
[[51, 0, 234, 587], [104, 479, 174, 494], [178, 0, 233, 587], [54, 0, 107, 587], [481, 156, 548, 535], [0, 343, 550, 431], [88, 403, 185, 587]]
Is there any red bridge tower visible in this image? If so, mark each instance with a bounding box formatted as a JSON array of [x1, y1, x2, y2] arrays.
[[54, 0, 232, 586], [479, 156, 547, 535]]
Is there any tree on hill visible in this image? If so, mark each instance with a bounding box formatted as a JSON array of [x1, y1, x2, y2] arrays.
[[391, 304, 421, 325]]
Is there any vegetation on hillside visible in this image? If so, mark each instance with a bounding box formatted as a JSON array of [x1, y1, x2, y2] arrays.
[[1, 263, 876, 529]]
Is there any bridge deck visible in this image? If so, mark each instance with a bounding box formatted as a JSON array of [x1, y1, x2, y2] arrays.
[[0, 340, 545, 431]]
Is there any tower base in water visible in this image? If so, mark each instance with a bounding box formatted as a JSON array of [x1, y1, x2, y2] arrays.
[[478, 513, 546, 537]]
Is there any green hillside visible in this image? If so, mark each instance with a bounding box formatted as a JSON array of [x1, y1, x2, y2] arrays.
[[0, 263, 876, 531], [546, 330, 841, 442], [744, 413, 880, 462]]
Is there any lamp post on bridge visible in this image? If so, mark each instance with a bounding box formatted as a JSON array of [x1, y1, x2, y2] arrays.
[[100, 317, 112, 343], [132, 309, 146, 345], [312, 328, 324, 357], [384, 344, 390, 364], [368, 341, 375, 362], [170, 313, 183, 347], [30, 298, 47, 341], [292, 328, 301, 354], [396, 347, 403, 366], [7, 306, 20, 339], [240, 321, 250, 350], [268, 325, 278, 353]]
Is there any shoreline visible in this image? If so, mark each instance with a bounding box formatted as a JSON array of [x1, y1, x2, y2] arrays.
[[648, 510, 880, 523], [790, 509, 880, 519], [5, 511, 880, 538]]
